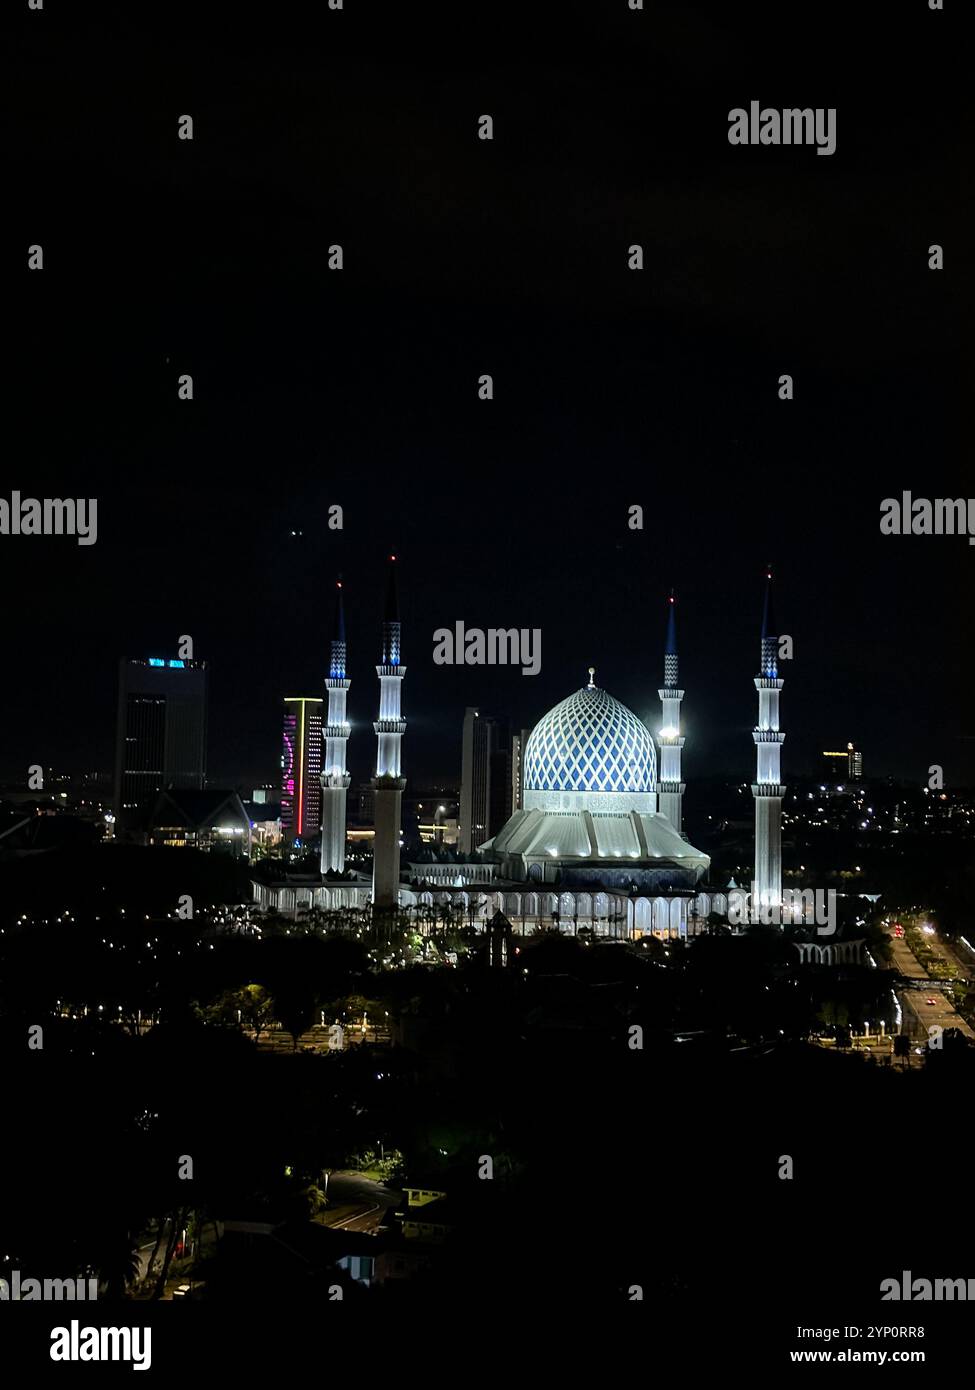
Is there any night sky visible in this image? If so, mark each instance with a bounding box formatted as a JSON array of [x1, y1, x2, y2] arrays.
[[8, 0, 971, 794]]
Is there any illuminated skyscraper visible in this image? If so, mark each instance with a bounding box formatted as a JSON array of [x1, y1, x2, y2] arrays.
[[821, 743, 863, 783], [848, 742, 863, 780], [281, 697, 323, 840], [113, 656, 208, 831]]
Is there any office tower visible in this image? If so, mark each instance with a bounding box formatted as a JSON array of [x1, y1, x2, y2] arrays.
[[459, 708, 513, 855], [113, 656, 208, 830], [848, 742, 863, 780], [281, 697, 323, 839], [821, 743, 863, 785]]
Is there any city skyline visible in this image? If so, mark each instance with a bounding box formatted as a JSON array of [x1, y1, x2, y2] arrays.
[[4, 552, 970, 795], [5, 0, 972, 1359]]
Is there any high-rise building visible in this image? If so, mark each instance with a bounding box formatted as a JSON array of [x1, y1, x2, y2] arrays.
[[459, 708, 513, 855], [821, 743, 863, 785], [848, 742, 863, 780], [281, 697, 323, 840], [113, 657, 208, 831]]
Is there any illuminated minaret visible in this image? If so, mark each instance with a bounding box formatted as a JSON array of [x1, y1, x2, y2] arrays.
[[656, 590, 686, 834], [320, 578, 351, 875], [371, 556, 406, 908], [751, 570, 785, 912]]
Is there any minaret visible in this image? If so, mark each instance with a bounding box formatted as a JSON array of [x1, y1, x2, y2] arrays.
[[371, 556, 406, 908], [751, 570, 785, 913], [656, 589, 686, 833], [320, 578, 351, 875]]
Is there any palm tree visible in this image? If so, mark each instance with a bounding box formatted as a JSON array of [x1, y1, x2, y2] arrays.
[[92, 1228, 142, 1301], [151, 1204, 191, 1299]]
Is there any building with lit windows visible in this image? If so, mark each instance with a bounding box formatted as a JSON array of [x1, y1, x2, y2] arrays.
[[148, 788, 251, 857], [821, 743, 863, 785], [113, 656, 208, 833], [281, 697, 323, 841]]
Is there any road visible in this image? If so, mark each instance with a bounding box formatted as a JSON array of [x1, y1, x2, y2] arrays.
[[884, 925, 975, 1042], [899, 986, 975, 1041], [885, 931, 928, 980], [317, 1173, 401, 1234]]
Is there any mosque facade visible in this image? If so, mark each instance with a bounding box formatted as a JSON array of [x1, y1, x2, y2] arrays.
[[252, 561, 786, 939]]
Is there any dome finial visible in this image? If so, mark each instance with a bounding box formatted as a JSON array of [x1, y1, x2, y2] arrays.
[[587, 666, 596, 689]]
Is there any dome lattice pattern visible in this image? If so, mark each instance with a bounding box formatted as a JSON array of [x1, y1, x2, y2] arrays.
[[524, 686, 656, 794]]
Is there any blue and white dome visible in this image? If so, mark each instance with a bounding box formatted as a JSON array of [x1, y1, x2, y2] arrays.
[[479, 677, 709, 884], [524, 684, 656, 795]]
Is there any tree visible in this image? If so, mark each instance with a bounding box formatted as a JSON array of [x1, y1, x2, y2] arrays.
[[152, 1204, 191, 1299], [273, 983, 318, 1051], [236, 984, 274, 1040], [92, 1227, 142, 1300]]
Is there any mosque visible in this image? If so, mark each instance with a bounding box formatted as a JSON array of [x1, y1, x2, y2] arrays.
[[252, 561, 787, 939]]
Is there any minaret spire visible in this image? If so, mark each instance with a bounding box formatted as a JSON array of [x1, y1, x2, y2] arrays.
[[372, 555, 406, 908], [320, 577, 352, 875], [656, 589, 686, 833], [330, 578, 347, 672], [760, 565, 778, 677], [751, 568, 785, 915], [664, 589, 678, 686], [381, 554, 401, 665]]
